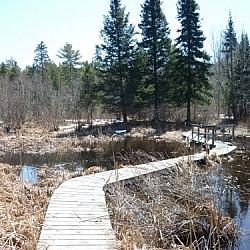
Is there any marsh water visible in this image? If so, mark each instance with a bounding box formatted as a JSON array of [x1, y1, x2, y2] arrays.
[[0, 138, 185, 183], [1, 137, 250, 249], [217, 140, 250, 249]]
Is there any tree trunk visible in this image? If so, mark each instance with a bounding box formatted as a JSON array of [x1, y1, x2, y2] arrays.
[[187, 100, 191, 125]]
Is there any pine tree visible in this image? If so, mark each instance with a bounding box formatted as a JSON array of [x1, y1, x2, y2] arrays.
[[47, 61, 61, 91], [33, 41, 50, 84], [138, 0, 172, 121], [97, 0, 136, 122], [32, 41, 51, 116], [175, 0, 211, 124], [0, 58, 21, 80], [126, 47, 150, 119], [234, 33, 250, 119], [78, 62, 99, 124], [222, 13, 237, 120], [57, 43, 82, 86], [5, 58, 21, 81]]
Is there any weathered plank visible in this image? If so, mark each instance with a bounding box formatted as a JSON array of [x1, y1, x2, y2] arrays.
[[37, 157, 185, 249], [37, 141, 236, 249]]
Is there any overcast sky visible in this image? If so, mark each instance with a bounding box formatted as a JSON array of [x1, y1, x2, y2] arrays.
[[0, 0, 249, 69]]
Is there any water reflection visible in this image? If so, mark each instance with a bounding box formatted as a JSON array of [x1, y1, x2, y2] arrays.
[[0, 138, 183, 183], [20, 165, 39, 184], [215, 139, 250, 249], [1, 136, 250, 248]]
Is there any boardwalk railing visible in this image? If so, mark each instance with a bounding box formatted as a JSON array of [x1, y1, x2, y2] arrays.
[[191, 124, 235, 146], [37, 143, 236, 249]]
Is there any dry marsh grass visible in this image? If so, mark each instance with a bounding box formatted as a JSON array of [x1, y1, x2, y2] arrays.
[[0, 151, 240, 249], [105, 159, 239, 250], [0, 164, 48, 249], [0, 163, 102, 249]]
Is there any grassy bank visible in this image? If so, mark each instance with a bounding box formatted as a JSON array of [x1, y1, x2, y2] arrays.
[[0, 164, 102, 249], [105, 157, 240, 249], [0, 157, 240, 249]]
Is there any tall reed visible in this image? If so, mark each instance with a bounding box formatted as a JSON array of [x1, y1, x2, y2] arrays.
[[0, 163, 102, 249], [105, 158, 239, 249]]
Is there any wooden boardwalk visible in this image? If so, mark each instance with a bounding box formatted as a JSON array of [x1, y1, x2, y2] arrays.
[[37, 143, 236, 249], [189, 123, 235, 146]]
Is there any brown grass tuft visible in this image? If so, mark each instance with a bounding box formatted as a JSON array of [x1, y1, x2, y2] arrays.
[[0, 163, 103, 249], [0, 164, 49, 249], [105, 160, 240, 250]]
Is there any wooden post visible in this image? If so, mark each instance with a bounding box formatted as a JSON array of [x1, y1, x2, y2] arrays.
[[212, 125, 215, 145], [223, 126, 225, 142], [232, 125, 234, 144], [198, 125, 200, 143], [204, 126, 207, 144], [192, 124, 194, 141]]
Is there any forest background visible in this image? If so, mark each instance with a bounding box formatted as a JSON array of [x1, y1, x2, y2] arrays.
[[0, 0, 250, 130]]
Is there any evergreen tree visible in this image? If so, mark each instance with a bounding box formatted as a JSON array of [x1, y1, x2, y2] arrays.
[[127, 47, 151, 119], [33, 41, 50, 84], [78, 62, 99, 124], [57, 43, 82, 84], [0, 58, 21, 80], [234, 32, 250, 119], [47, 61, 61, 91], [5, 58, 21, 81], [138, 0, 172, 121], [0, 62, 8, 77], [31, 41, 51, 117], [97, 0, 136, 122], [175, 0, 211, 124], [57, 43, 82, 102], [222, 13, 237, 120]]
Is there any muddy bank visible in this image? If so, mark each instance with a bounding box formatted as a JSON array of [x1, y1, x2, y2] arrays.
[[0, 122, 185, 156], [0, 121, 249, 156]]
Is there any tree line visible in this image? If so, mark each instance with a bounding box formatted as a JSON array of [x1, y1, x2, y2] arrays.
[[212, 12, 250, 121], [0, 0, 249, 131]]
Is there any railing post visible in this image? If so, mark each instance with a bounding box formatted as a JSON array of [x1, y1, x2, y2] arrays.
[[223, 126, 225, 142], [232, 125, 234, 144], [204, 126, 207, 144], [192, 124, 194, 141], [212, 125, 215, 145], [197, 125, 200, 143]]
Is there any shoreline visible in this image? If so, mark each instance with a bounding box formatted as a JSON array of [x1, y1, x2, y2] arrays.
[[0, 121, 249, 157]]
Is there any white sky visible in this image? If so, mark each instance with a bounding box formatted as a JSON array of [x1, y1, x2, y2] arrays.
[[0, 0, 249, 69]]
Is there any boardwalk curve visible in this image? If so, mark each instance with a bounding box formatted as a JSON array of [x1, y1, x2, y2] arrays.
[[37, 143, 235, 249]]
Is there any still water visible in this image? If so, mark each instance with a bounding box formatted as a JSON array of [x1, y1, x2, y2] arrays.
[[0, 138, 183, 183], [0, 137, 250, 249], [217, 138, 250, 249]]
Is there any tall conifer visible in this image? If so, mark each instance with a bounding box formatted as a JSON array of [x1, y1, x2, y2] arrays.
[[234, 33, 250, 119], [139, 0, 172, 121], [97, 0, 136, 122], [175, 0, 211, 124], [222, 13, 238, 119], [57, 43, 82, 82], [33, 41, 50, 84]]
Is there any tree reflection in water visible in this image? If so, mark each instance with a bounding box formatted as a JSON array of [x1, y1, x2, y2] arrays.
[[212, 144, 250, 249], [1, 137, 250, 249]]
